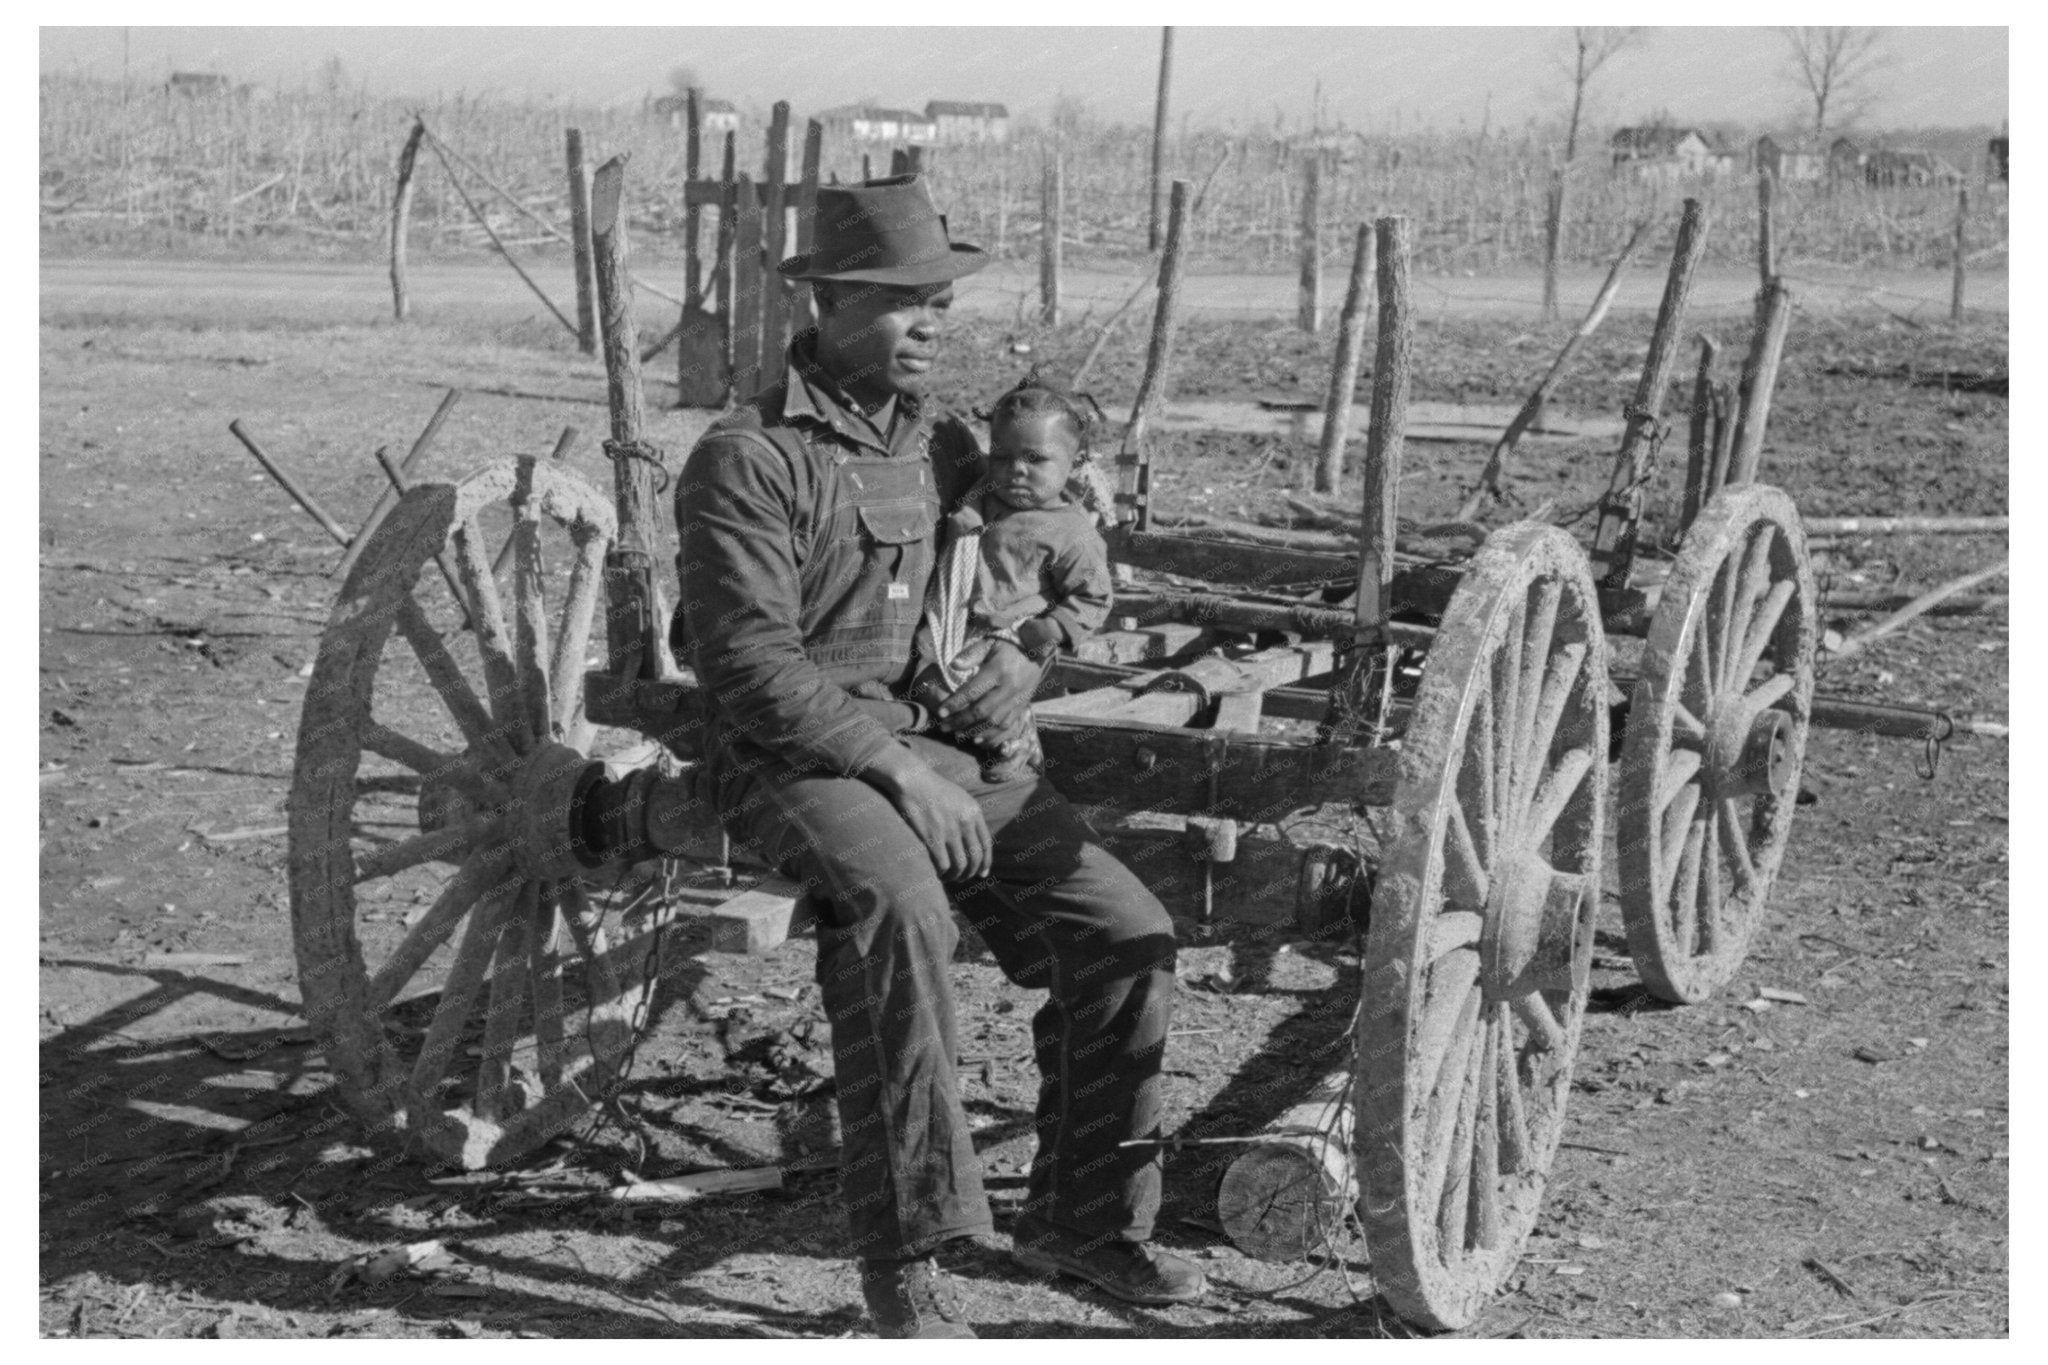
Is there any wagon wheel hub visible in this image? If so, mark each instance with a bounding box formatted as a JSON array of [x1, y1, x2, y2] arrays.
[[508, 741, 604, 882], [1707, 703, 1795, 802], [1479, 850, 1589, 1001]]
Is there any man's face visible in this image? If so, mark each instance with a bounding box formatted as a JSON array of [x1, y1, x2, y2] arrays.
[[814, 281, 955, 404]]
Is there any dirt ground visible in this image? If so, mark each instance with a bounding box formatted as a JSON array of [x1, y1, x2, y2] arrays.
[[37, 255, 2007, 1339]]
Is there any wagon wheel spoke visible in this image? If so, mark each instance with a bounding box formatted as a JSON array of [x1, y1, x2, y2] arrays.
[[1470, 1013, 1504, 1251], [560, 882, 626, 1008], [1524, 641, 1587, 783], [1670, 700, 1708, 744], [1728, 671, 1797, 734], [1509, 990, 1565, 1057], [1427, 910, 1486, 960], [507, 467, 556, 742], [1656, 748, 1703, 810], [408, 884, 517, 1099], [1706, 550, 1740, 693], [1444, 800, 1490, 911], [1414, 948, 1481, 1100], [1656, 782, 1704, 909], [1417, 980, 1485, 1220], [1494, 1003, 1533, 1175], [366, 849, 517, 1012], [1671, 816, 1707, 955], [1435, 1022, 1486, 1257], [1463, 678, 1499, 864], [530, 884, 569, 1089], [548, 534, 608, 738], [1683, 618, 1716, 721], [1699, 820, 1726, 954], [1731, 580, 1798, 696], [474, 883, 537, 1122], [395, 596, 508, 762], [362, 722, 511, 809], [451, 515, 531, 755], [1493, 598, 1529, 812], [1511, 580, 1561, 802], [354, 812, 506, 884], [1719, 531, 1775, 694], [1717, 798, 1758, 893], [1523, 747, 1594, 849]]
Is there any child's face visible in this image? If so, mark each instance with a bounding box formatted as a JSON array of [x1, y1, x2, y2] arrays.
[[988, 410, 1080, 511]]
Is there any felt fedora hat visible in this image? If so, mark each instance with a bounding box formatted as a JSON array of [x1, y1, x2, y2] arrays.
[[778, 174, 989, 286]]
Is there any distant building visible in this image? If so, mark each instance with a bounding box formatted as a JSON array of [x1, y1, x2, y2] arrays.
[[817, 105, 938, 143], [1753, 134, 1826, 182], [166, 71, 232, 98], [1862, 148, 1958, 188], [1609, 126, 1717, 178], [924, 100, 1009, 143], [1988, 135, 2009, 181], [1828, 136, 1866, 179], [649, 93, 739, 133]]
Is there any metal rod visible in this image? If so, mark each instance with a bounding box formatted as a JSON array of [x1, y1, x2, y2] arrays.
[[334, 386, 462, 582], [228, 419, 353, 547]]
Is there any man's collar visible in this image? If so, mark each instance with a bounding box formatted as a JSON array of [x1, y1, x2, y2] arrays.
[[781, 332, 922, 449]]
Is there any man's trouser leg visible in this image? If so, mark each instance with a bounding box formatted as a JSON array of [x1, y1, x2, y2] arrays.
[[918, 738, 1180, 1247], [715, 734, 1177, 1257], [716, 748, 992, 1261]]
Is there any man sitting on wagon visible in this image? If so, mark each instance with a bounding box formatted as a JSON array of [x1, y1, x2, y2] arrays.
[[670, 175, 1204, 1338]]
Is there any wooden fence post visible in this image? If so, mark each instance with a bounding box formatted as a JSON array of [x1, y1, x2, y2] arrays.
[[796, 118, 823, 255], [1122, 179, 1191, 534], [759, 102, 792, 386], [1540, 163, 1564, 323], [1314, 222, 1374, 494], [1148, 26, 1174, 253], [731, 173, 764, 403], [710, 131, 738, 406], [1297, 154, 1323, 332], [684, 91, 704, 304], [1951, 184, 1969, 322], [1680, 335, 1720, 533], [389, 119, 425, 321], [1040, 148, 1062, 326], [1756, 169, 1776, 289], [566, 128, 598, 355]]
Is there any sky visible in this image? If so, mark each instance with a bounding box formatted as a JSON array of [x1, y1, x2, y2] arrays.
[[39, 22, 2009, 133]]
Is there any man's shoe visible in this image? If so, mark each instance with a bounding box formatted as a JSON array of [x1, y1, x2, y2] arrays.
[[860, 1256, 977, 1339], [1010, 1222, 1206, 1306]]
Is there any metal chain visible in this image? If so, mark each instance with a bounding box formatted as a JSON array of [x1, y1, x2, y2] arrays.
[[603, 437, 672, 495]]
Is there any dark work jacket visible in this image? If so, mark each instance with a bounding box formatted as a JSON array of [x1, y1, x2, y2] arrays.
[[673, 338, 985, 781]]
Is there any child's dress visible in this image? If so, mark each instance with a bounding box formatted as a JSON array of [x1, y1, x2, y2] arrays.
[[912, 492, 1113, 781]]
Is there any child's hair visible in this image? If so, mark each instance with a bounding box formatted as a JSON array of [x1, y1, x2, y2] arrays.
[[985, 371, 1107, 462]]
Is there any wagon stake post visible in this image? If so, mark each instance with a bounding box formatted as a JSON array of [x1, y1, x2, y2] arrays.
[[1321, 214, 1412, 744], [1593, 197, 1709, 593], [588, 154, 676, 683]]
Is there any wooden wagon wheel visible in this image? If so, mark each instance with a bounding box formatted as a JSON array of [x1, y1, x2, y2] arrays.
[[1618, 484, 1816, 1004], [289, 456, 661, 1170], [1355, 523, 1609, 1332]]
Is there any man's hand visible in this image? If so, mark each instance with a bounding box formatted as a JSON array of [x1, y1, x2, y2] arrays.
[[934, 639, 1042, 742], [861, 746, 992, 881]]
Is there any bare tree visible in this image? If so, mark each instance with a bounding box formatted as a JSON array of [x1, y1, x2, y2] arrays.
[[666, 65, 703, 97], [1780, 27, 1887, 136], [1544, 27, 1644, 320], [1561, 27, 1643, 161]]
